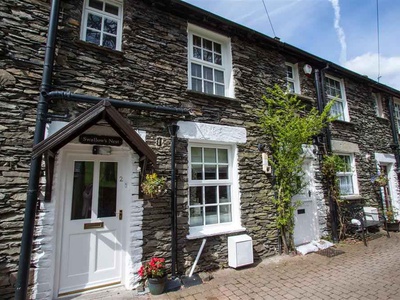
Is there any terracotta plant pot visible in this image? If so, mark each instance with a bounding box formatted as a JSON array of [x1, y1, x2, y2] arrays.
[[148, 275, 167, 295]]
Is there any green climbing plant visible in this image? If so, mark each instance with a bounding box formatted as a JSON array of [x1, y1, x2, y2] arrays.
[[257, 85, 335, 254], [321, 154, 347, 239]]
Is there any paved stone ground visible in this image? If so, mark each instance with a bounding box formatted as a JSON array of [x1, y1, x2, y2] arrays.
[[64, 231, 400, 300]]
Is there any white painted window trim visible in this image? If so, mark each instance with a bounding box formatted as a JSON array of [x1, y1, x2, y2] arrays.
[[187, 143, 244, 239], [285, 62, 301, 94], [187, 23, 234, 98], [373, 92, 384, 118], [336, 153, 359, 196], [394, 98, 400, 134], [326, 74, 350, 122], [80, 0, 123, 51]]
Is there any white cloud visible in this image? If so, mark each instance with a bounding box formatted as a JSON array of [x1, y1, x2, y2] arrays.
[[329, 0, 347, 64], [344, 53, 400, 90]]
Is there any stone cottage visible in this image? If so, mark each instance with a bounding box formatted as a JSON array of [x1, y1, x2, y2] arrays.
[[1, 0, 400, 299]]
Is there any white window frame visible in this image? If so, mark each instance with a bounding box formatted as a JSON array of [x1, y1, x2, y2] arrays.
[[326, 75, 349, 122], [80, 0, 123, 51], [336, 153, 359, 196], [187, 143, 243, 238], [373, 93, 384, 118], [187, 23, 234, 98], [394, 98, 400, 134], [285, 62, 300, 94]]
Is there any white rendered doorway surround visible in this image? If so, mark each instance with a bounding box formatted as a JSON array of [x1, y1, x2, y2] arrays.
[[55, 146, 132, 297]]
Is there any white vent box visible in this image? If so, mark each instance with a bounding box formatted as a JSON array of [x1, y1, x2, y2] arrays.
[[228, 234, 253, 268]]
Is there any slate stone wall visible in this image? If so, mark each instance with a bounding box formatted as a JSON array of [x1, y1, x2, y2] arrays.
[[1, 0, 399, 298]]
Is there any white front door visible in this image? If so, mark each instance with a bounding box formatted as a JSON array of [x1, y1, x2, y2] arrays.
[[59, 154, 124, 295], [292, 159, 318, 246]]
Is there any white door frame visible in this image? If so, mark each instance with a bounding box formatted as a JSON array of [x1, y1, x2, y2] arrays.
[[52, 144, 132, 298], [292, 157, 319, 245], [375, 153, 400, 217]]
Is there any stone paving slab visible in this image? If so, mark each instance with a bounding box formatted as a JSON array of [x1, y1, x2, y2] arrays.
[[64, 232, 400, 300]]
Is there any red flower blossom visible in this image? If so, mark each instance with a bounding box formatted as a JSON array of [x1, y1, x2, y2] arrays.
[[139, 257, 166, 281]]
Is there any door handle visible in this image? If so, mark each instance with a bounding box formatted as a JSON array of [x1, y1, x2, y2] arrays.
[[119, 210, 123, 220], [308, 190, 311, 197]]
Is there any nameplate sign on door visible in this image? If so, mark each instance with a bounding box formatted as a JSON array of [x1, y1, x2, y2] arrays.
[[79, 135, 123, 146]]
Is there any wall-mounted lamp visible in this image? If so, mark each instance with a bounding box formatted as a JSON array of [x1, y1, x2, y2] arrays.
[[93, 146, 112, 155], [303, 64, 313, 77]]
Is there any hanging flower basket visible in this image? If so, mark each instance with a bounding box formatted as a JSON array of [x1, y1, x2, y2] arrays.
[[372, 174, 388, 187], [141, 173, 167, 198]]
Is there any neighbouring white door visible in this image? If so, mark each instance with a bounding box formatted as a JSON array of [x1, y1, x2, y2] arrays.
[[292, 159, 318, 246], [59, 154, 124, 295]]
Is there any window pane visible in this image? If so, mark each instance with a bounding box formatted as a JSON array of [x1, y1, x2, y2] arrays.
[[205, 206, 218, 225], [105, 3, 119, 15], [71, 161, 94, 220], [218, 149, 228, 163], [204, 165, 217, 180], [192, 78, 202, 92], [214, 42, 221, 54], [87, 13, 102, 30], [204, 81, 213, 94], [287, 82, 295, 93], [218, 165, 228, 179], [205, 186, 217, 204], [98, 162, 117, 218], [191, 164, 203, 180], [215, 84, 224, 96], [190, 207, 203, 226], [287, 65, 293, 79], [204, 148, 216, 163], [331, 100, 344, 120], [191, 63, 202, 78], [191, 147, 202, 162], [86, 29, 101, 46], [89, 0, 103, 10], [203, 50, 212, 62], [104, 18, 117, 34], [339, 175, 353, 195], [193, 35, 201, 47], [220, 205, 232, 223], [219, 186, 230, 203], [214, 54, 222, 65], [193, 47, 201, 59], [204, 67, 213, 80], [203, 38, 212, 50], [215, 70, 224, 83], [189, 186, 203, 205], [102, 34, 116, 50]]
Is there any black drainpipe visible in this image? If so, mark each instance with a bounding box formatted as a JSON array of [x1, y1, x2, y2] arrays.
[[168, 124, 179, 278], [319, 65, 339, 243], [387, 97, 400, 178], [45, 91, 190, 115], [15, 0, 61, 299]]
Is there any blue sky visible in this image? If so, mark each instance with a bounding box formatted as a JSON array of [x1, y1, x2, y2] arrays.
[[183, 0, 400, 90]]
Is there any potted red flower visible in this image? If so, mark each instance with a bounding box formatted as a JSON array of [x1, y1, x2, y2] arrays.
[[139, 257, 167, 295]]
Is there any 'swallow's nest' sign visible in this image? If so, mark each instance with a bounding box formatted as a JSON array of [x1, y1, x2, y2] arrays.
[[79, 134, 123, 146]]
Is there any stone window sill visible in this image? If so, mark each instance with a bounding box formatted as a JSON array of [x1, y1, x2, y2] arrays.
[[288, 92, 314, 103], [340, 194, 363, 201], [75, 40, 124, 58], [186, 90, 240, 103], [187, 224, 246, 240]]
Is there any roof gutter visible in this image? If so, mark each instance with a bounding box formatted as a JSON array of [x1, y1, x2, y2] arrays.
[[15, 0, 61, 299]]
